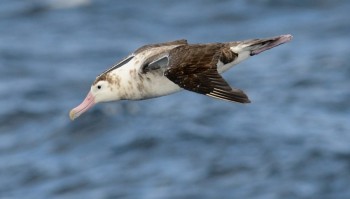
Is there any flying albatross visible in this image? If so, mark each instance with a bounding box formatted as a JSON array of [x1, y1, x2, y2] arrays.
[[69, 34, 292, 120]]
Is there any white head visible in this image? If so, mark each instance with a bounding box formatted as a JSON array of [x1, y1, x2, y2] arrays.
[[69, 55, 136, 120], [69, 77, 119, 120]]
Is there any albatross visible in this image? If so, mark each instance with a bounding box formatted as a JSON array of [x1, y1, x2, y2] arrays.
[[69, 34, 292, 120]]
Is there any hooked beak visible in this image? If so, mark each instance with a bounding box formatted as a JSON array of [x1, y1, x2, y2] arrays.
[[69, 91, 95, 120], [247, 34, 293, 56]]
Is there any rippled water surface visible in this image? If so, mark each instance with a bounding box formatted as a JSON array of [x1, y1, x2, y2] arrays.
[[1, 0, 350, 199]]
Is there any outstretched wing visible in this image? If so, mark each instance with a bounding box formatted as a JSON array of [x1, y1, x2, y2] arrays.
[[164, 44, 250, 103]]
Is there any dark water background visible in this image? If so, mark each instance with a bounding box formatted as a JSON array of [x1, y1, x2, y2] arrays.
[[1, 0, 350, 199]]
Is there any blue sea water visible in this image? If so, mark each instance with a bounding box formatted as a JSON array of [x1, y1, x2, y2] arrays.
[[0, 0, 350, 199]]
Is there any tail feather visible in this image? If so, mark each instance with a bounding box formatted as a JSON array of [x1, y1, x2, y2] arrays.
[[229, 34, 293, 55]]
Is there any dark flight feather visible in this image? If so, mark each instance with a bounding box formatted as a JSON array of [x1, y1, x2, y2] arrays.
[[163, 44, 250, 103]]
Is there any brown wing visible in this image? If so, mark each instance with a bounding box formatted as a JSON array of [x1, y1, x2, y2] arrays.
[[164, 44, 250, 103]]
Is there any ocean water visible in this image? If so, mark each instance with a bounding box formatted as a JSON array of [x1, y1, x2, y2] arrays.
[[0, 0, 350, 199]]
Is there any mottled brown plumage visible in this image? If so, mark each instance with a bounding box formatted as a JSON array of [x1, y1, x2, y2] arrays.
[[162, 44, 249, 103]]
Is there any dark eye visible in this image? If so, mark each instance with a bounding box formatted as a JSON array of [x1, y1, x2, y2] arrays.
[[97, 85, 102, 89]]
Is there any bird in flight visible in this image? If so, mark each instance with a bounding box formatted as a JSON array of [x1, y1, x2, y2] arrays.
[[70, 34, 292, 120]]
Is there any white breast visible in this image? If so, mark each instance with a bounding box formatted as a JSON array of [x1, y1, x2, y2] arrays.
[[110, 55, 181, 100]]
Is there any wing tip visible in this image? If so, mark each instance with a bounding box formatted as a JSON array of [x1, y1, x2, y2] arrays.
[[243, 98, 251, 103], [206, 92, 251, 104]]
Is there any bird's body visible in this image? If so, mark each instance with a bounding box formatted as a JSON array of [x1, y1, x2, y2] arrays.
[[70, 34, 292, 120]]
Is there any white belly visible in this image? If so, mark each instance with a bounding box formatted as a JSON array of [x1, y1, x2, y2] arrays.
[[116, 69, 182, 100], [138, 72, 182, 99]]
